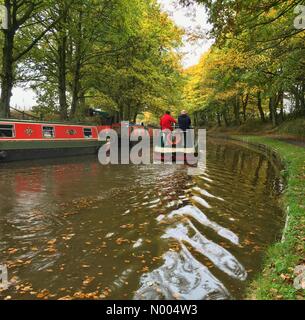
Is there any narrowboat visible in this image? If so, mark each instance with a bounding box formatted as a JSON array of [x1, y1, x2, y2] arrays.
[[0, 119, 110, 162], [153, 130, 197, 163]]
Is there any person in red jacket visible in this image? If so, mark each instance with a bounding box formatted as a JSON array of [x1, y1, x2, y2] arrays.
[[160, 111, 177, 132]]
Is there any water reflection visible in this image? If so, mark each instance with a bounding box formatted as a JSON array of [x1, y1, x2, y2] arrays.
[[0, 139, 284, 300], [134, 244, 231, 300], [162, 221, 247, 280], [166, 206, 239, 245]]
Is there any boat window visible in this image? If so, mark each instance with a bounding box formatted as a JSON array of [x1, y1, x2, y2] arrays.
[[0, 124, 14, 138], [43, 126, 55, 138], [84, 128, 93, 138]]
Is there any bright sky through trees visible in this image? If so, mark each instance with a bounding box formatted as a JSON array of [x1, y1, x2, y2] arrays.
[[159, 0, 213, 68]]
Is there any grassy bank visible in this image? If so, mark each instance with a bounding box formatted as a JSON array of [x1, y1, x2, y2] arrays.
[[233, 136, 305, 300], [208, 118, 305, 140]]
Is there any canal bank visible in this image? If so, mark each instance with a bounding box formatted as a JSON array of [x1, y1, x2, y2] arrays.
[[213, 135, 305, 300]]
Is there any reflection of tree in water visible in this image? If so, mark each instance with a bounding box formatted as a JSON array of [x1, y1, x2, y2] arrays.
[[252, 155, 265, 187], [208, 141, 283, 194]]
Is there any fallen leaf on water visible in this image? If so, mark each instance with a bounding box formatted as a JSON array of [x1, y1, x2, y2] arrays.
[[58, 296, 73, 300], [173, 293, 181, 300], [37, 290, 49, 299], [152, 257, 162, 262], [115, 238, 130, 245], [120, 224, 134, 229], [83, 276, 95, 286], [21, 286, 33, 292], [8, 248, 18, 254], [62, 234, 75, 241], [45, 248, 57, 254], [141, 266, 149, 273]]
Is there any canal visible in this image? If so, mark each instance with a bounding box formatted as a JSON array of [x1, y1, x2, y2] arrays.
[[0, 139, 285, 300]]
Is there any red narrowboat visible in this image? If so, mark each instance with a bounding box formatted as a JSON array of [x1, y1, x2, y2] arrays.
[[0, 119, 109, 162]]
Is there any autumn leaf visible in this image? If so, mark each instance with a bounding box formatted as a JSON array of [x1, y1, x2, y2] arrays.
[[115, 238, 130, 245], [58, 296, 73, 300], [8, 248, 18, 254], [141, 266, 149, 273], [173, 293, 181, 300], [83, 276, 95, 286]]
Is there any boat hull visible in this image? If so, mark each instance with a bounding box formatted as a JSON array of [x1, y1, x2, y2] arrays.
[[0, 140, 103, 162]]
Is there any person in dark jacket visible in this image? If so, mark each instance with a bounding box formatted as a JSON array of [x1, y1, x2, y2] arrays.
[[178, 110, 191, 131], [178, 110, 192, 147]]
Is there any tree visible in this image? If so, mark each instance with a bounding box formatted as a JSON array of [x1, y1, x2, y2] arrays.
[[181, 0, 305, 126], [0, 0, 64, 118], [27, 0, 184, 121]]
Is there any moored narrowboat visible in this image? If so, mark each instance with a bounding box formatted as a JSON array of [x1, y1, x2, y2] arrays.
[[0, 119, 108, 162]]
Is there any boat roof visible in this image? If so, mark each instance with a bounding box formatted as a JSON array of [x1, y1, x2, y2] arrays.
[[0, 118, 98, 126]]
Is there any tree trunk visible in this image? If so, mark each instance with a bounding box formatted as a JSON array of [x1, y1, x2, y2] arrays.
[[0, 2, 14, 118], [257, 92, 265, 122], [216, 113, 222, 127], [57, 5, 68, 120], [58, 37, 68, 120], [133, 111, 138, 123], [127, 104, 131, 122], [234, 95, 241, 125], [70, 62, 81, 118], [119, 105, 123, 122], [223, 103, 229, 126], [269, 96, 278, 126], [242, 94, 249, 122], [278, 91, 285, 122], [193, 112, 197, 127], [70, 10, 83, 118]]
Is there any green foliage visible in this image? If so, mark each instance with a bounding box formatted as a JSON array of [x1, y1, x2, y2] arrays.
[[182, 0, 305, 127], [1, 0, 184, 121]]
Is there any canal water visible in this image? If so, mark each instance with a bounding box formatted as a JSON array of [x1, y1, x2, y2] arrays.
[[0, 139, 285, 300]]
